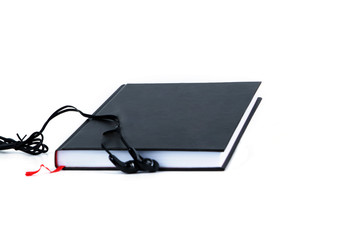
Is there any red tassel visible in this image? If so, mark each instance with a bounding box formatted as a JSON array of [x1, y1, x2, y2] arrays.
[[25, 164, 64, 176]]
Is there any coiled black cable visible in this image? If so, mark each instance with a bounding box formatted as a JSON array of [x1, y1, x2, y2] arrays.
[[0, 105, 159, 173]]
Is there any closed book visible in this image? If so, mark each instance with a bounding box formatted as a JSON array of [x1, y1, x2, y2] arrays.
[[55, 82, 262, 170]]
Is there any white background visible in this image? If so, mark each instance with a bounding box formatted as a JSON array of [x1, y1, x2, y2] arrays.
[[1, 0, 359, 239]]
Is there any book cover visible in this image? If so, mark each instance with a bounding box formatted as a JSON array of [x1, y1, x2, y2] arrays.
[[55, 82, 261, 170]]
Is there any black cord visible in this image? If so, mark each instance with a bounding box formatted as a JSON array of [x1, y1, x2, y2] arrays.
[[0, 105, 127, 154], [0, 105, 159, 173]]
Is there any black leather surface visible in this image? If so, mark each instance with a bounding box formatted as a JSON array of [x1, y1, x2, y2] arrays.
[[58, 82, 261, 151]]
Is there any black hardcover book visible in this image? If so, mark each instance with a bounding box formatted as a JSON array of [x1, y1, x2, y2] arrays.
[[55, 82, 262, 170]]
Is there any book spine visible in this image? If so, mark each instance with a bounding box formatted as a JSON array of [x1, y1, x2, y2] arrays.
[[221, 97, 262, 170]]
